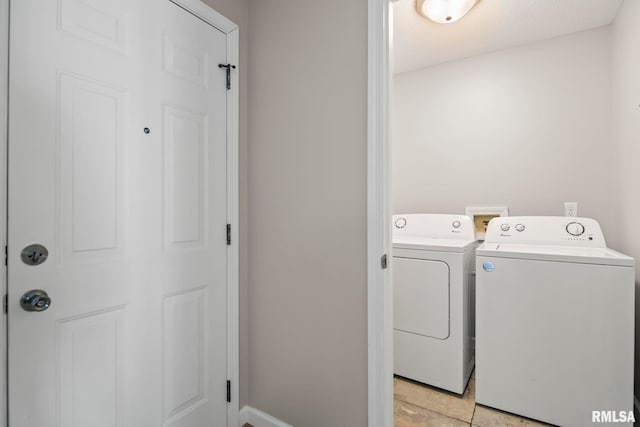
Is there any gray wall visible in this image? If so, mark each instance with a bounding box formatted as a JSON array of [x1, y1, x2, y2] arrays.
[[246, 0, 368, 425], [199, 2, 370, 421], [392, 27, 616, 242], [199, 0, 250, 407], [611, 0, 640, 405]]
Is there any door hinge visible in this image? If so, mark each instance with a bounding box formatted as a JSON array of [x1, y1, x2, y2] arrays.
[[3, 294, 7, 314], [218, 63, 236, 90], [381, 254, 388, 269], [226, 224, 231, 245], [4, 245, 7, 266], [226, 380, 231, 403]]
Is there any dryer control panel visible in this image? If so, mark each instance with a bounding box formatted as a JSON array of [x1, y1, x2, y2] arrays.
[[484, 216, 606, 248], [393, 214, 475, 240]]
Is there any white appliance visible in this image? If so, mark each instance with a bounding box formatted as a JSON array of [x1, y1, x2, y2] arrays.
[[393, 214, 477, 394], [476, 216, 635, 427]]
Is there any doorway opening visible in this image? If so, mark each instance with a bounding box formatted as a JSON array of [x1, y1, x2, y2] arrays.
[[368, 1, 639, 426]]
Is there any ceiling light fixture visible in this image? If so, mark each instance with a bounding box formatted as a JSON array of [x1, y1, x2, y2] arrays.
[[416, 0, 479, 24]]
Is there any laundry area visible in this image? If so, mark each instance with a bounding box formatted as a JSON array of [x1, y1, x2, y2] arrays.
[[390, 1, 639, 426], [1, 0, 639, 425]]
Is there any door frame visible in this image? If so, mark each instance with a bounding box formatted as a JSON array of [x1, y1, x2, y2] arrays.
[[367, 0, 393, 426], [0, 0, 7, 424], [0, 0, 240, 425]]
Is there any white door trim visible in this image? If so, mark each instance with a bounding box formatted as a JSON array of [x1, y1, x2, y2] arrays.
[[170, 0, 237, 33], [367, 0, 393, 426], [1, 1, 239, 426], [0, 0, 8, 425], [223, 23, 241, 427]]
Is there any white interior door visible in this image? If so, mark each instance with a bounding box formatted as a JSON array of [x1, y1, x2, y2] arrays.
[[8, 0, 231, 426]]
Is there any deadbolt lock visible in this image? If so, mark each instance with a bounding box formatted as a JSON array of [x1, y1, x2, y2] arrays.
[[21, 244, 48, 266]]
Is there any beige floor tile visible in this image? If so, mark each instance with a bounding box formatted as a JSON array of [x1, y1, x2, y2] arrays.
[[394, 377, 429, 408], [395, 400, 470, 427], [394, 376, 476, 423], [471, 405, 552, 427]]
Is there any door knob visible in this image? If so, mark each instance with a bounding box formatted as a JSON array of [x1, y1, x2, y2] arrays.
[[20, 289, 51, 312]]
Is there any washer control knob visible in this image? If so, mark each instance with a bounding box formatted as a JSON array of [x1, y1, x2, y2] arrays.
[[515, 224, 525, 232], [566, 222, 585, 236], [452, 220, 461, 229], [500, 224, 510, 232], [395, 217, 407, 229]]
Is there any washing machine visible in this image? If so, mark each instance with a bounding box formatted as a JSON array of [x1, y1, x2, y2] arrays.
[[393, 213, 477, 394], [476, 216, 635, 426]]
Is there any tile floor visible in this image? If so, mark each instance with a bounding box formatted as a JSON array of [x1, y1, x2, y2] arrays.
[[244, 375, 552, 427], [394, 372, 553, 427]]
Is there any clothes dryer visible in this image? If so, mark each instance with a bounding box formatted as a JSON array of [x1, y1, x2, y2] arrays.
[[393, 214, 477, 394]]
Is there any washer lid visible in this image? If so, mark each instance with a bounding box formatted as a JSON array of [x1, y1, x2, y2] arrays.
[[477, 243, 635, 267], [393, 236, 477, 252]]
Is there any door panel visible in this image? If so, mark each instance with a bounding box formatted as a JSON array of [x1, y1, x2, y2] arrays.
[[164, 105, 207, 248], [58, 72, 125, 259], [58, 307, 125, 427], [58, 0, 129, 54], [8, 1, 229, 426], [163, 288, 207, 421], [393, 257, 450, 339]]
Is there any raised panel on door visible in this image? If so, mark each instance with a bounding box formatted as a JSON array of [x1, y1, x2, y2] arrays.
[[57, 72, 125, 262], [164, 105, 207, 249], [163, 288, 207, 424], [58, 0, 129, 54], [162, 33, 209, 87], [57, 307, 125, 427]]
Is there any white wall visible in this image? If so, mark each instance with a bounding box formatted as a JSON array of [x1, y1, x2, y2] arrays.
[[392, 27, 615, 241], [611, 0, 640, 404], [246, 0, 368, 426]]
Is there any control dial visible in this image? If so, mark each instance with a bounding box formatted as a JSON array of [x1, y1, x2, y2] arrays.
[[500, 224, 510, 232], [452, 220, 461, 229], [395, 217, 407, 229], [566, 222, 585, 236], [515, 224, 525, 232]]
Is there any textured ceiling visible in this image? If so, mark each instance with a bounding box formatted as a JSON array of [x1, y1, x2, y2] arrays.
[[393, 0, 623, 74]]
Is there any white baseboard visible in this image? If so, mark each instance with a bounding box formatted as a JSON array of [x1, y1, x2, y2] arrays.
[[239, 406, 292, 427]]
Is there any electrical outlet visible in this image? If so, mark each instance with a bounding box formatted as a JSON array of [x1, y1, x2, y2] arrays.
[[564, 202, 578, 217]]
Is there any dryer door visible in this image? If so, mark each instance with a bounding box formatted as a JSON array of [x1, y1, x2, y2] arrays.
[[393, 257, 450, 339]]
